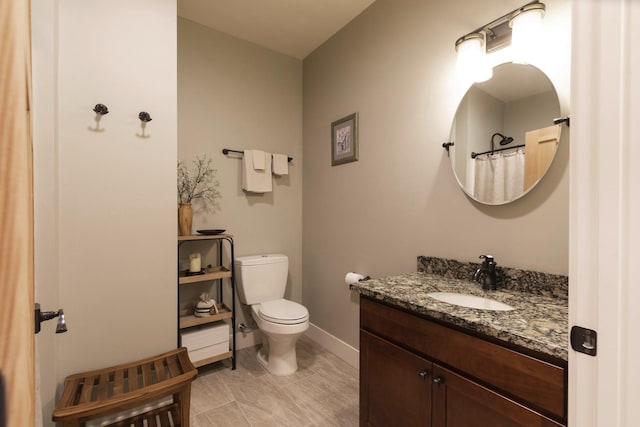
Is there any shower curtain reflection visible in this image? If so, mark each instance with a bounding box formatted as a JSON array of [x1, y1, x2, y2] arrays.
[[473, 149, 525, 204]]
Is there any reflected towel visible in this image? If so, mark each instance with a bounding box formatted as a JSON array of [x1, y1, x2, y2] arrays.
[[272, 153, 289, 176], [242, 149, 272, 193]]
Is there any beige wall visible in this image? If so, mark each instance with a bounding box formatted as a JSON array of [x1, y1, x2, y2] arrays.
[[177, 18, 303, 328], [302, 0, 571, 348], [32, 1, 177, 425]]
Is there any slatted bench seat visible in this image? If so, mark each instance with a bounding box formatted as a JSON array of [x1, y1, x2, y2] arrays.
[[52, 347, 197, 427]]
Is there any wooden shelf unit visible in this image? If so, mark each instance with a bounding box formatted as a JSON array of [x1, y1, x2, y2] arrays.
[[177, 233, 236, 370], [179, 303, 232, 329], [178, 233, 232, 242], [179, 266, 231, 285]]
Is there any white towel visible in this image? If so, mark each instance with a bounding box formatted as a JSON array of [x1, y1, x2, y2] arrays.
[[242, 149, 272, 193], [272, 153, 289, 176], [252, 150, 266, 170]]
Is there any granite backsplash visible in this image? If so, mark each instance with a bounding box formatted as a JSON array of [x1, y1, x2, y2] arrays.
[[418, 256, 568, 300]]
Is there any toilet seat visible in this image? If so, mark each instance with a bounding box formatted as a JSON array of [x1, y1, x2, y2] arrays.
[[256, 299, 309, 325]]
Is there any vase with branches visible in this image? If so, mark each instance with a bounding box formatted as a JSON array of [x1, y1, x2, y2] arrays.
[[177, 154, 221, 235]]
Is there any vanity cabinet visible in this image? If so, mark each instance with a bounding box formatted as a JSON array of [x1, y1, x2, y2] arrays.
[[359, 296, 566, 426], [361, 330, 432, 426], [178, 234, 236, 369]]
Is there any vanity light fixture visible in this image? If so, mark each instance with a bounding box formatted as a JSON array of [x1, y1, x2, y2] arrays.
[[455, 33, 492, 83], [510, 2, 545, 63], [455, 0, 546, 81]]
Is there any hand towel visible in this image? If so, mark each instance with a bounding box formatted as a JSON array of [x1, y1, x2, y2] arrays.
[[252, 150, 266, 170], [242, 149, 273, 193], [272, 153, 289, 176]]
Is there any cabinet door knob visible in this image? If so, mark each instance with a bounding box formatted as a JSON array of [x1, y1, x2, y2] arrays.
[[418, 370, 429, 380], [432, 377, 444, 386]]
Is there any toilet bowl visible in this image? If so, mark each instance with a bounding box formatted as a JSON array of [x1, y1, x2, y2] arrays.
[[234, 254, 309, 376], [251, 299, 309, 375]]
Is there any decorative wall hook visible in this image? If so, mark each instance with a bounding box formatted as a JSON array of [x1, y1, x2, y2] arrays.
[[93, 104, 109, 115], [138, 112, 152, 122]]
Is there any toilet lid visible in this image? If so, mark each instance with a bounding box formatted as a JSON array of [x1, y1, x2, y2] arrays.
[[258, 299, 309, 325]]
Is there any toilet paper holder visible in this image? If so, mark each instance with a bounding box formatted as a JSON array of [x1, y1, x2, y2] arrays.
[[345, 272, 371, 286]]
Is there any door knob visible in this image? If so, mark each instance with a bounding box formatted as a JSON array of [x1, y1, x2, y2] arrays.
[[432, 377, 444, 386], [418, 370, 429, 380], [35, 303, 68, 334]]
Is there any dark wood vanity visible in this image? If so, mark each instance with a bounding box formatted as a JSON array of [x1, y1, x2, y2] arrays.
[[359, 296, 567, 426]]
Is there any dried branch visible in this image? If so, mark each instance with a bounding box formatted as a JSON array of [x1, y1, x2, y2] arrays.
[[177, 154, 221, 212]]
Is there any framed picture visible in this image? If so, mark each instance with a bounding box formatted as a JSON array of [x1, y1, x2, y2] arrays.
[[331, 113, 358, 166]]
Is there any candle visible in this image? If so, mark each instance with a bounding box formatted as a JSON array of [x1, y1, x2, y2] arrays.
[[189, 253, 201, 273]]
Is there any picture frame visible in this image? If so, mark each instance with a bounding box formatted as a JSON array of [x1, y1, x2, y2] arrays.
[[331, 113, 358, 166]]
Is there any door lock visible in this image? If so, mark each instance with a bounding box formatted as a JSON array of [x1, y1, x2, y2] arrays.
[[570, 325, 597, 356]]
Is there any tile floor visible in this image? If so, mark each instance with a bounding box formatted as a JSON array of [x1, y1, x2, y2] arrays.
[[190, 336, 359, 426]]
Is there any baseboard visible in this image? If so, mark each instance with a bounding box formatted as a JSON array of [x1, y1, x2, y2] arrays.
[[234, 329, 261, 350], [306, 323, 359, 370]]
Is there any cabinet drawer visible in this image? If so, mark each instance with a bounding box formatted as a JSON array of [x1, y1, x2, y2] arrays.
[[431, 364, 563, 427], [361, 297, 566, 421], [180, 323, 229, 351]]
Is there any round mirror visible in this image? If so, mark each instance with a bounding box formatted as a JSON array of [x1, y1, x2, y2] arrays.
[[448, 62, 563, 205]]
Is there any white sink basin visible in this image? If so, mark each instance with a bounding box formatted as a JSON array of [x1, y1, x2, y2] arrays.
[[427, 292, 515, 311]]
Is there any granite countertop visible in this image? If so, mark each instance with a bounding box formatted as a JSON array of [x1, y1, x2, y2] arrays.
[[350, 272, 568, 361]]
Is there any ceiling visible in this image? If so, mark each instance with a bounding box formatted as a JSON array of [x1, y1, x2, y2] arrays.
[[478, 63, 555, 103], [177, 0, 376, 59]]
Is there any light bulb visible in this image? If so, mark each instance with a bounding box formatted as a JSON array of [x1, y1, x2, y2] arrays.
[[456, 34, 493, 83], [510, 5, 545, 64]]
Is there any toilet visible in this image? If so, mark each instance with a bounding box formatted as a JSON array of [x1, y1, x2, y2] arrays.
[[234, 254, 309, 376]]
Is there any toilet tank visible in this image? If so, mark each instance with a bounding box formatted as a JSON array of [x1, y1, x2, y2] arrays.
[[234, 254, 289, 305]]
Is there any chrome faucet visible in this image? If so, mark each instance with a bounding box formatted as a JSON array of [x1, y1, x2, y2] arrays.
[[473, 255, 497, 291]]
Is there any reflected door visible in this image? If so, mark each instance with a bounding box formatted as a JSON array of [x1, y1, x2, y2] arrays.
[[524, 124, 562, 190]]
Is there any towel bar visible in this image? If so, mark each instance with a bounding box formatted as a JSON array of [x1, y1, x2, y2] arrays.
[[222, 148, 292, 163]]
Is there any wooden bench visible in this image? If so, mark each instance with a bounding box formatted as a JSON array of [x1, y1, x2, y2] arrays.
[[52, 347, 197, 427]]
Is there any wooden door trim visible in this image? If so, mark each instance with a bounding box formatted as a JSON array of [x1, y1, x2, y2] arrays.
[[0, 0, 35, 426]]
